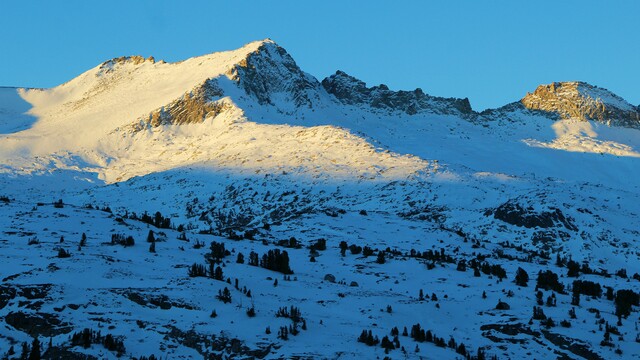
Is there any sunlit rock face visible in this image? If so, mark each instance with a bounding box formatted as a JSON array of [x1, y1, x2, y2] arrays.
[[521, 81, 640, 127]]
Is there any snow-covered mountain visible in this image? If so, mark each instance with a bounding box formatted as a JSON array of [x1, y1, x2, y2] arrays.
[[0, 39, 638, 359]]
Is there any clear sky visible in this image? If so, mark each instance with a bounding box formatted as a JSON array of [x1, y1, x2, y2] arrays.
[[1, 0, 638, 110]]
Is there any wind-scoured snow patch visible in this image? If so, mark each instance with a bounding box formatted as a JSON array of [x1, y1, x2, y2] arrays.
[[523, 119, 640, 157], [473, 172, 519, 182]]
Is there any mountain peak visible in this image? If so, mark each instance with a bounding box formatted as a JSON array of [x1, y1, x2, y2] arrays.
[[521, 81, 640, 127], [225, 39, 323, 109]]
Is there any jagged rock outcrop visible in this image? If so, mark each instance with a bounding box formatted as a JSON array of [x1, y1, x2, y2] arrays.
[[226, 39, 324, 110], [98, 55, 158, 75], [321, 70, 473, 116], [521, 81, 640, 127]]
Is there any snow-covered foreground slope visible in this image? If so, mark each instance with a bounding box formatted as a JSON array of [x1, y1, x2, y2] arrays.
[[0, 40, 639, 359], [0, 196, 638, 359]]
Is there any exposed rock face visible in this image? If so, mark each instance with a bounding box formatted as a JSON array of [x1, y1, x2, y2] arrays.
[[322, 70, 473, 116], [5, 311, 72, 337], [226, 40, 323, 109], [521, 81, 640, 127], [491, 201, 577, 231], [136, 79, 231, 128], [0, 284, 51, 310]]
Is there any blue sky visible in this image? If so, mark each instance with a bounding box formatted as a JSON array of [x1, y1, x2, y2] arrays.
[[1, 0, 638, 110]]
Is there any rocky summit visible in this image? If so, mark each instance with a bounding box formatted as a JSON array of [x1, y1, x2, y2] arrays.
[[521, 81, 640, 127], [0, 40, 638, 360]]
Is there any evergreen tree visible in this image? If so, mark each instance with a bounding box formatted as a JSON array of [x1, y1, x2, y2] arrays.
[[28, 337, 40, 360], [515, 267, 529, 287], [214, 266, 224, 281], [474, 267, 481, 277], [57, 248, 71, 258], [339, 241, 348, 256], [20, 342, 29, 359], [216, 287, 232, 303], [146, 230, 155, 243], [571, 291, 580, 306], [567, 260, 580, 277], [456, 260, 466, 272]]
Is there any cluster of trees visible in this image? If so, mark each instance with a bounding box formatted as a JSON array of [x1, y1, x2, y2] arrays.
[[536, 270, 565, 293], [277, 325, 301, 340], [417, 290, 440, 302], [615, 289, 639, 318], [111, 233, 135, 247], [277, 237, 302, 249], [535, 268, 638, 321], [554, 254, 630, 280], [275, 305, 307, 340], [409, 248, 455, 264], [127, 211, 171, 229], [408, 323, 493, 359], [339, 241, 377, 257], [476, 261, 507, 280], [247, 249, 293, 274], [572, 280, 602, 298], [275, 305, 304, 323], [309, 238, 326, 252], [216, 287, 232, 303], [188, 263, 207, 277], [70, 328, 126, 356], [357, 329, 379, 346], [4, 337, 42, 360], [358, 323, 496, 359], [456, 258, 508, 280], [187, 262, 224, 281], [206, 241, 230, 263]]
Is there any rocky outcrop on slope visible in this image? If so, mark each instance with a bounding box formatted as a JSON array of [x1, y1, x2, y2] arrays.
[[322, 70, 473, 116], [134, 79, 233, 129], [489, 201, 577, 231], [521, 81, 640, 127]]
